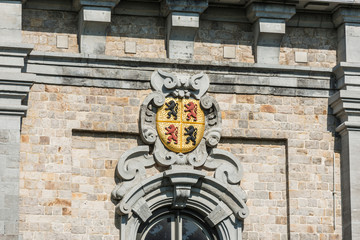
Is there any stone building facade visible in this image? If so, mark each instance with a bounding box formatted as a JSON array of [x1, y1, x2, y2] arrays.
[[0, 0, 359, 239]]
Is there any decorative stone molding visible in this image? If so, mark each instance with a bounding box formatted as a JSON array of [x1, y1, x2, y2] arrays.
[[0, 43, 33, 73], [329, 42, 360, 239], [161, 0, 208, 17], [246, 3, 295, 64], [112, 70, 248, 239], [75, 0, 120, 54], [162, 0, 208, 59], [0, 40, 34, 238], [332, 7, 360, 63], [112, 169, 248, 240], [0, 1, 22, 43], [73, 0, 120, 10]]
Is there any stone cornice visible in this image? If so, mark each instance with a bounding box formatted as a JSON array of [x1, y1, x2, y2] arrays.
[[161, 0, 208, 16], [336, 121, 360, 135], [246, 2, 296, 23], [73, 0, 121, 10], [0, 72, 35, 116], [26, 51, 333, 97], [333, 62, 360, 90], [329, 90, 360, 123], [332, 6, 360, 28]]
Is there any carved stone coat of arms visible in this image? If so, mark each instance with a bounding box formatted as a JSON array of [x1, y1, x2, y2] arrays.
[[111, 70, 249, 240]]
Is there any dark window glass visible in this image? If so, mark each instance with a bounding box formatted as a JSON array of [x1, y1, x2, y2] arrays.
[[182, 218, 209, 240], [144, 217, 172, 240]]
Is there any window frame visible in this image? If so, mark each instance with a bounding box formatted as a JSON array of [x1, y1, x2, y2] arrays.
[[137, 208, 218, 240]]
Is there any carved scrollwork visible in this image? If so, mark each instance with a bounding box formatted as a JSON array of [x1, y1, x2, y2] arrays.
[[151, 70, 209, 99], [139, 92, 165, 144], [204, 149, 243, 185], [153, 140, 178, 166], [151, 70, 178, 92], [200, 95, 222, 147], [186, 139, 208, 167], [189, 73, 210, 99], [115, 145, 155, 181]]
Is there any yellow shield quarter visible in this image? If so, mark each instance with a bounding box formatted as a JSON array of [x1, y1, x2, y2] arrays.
[[156, 97, 205, 153]]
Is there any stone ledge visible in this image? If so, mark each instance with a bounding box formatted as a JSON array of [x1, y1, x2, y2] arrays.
[[28, 51, 332, 73], [26, 51, 333, 98], [336, 121, 360, 134]]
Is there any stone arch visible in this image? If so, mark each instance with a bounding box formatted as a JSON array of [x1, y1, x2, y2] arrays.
[[113, 169, 248, 240]]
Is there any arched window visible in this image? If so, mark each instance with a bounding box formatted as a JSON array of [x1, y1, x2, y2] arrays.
[[138, 209, 218, 240]]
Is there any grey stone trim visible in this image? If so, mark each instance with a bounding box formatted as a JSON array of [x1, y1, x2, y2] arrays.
[[112, 169, 248, 240], [246, 3, 296, 64], [332, 7, 360, 28], [329, 90, 360, 123], [0, 41, 34, 239], [166, 12, 200, 59], [161, 0, 208, 16], [330, 61, 360, 239], [333, 122, 360, 240], [78, 6, 112, 54], [333, 62, 360, 90], [246, 3, 296, 23], [26, 51, 334, 98], [0, 1, 22, 43], [73, 0, 120, 10], [162, 0, 208, 60], [0, 43, 33, 73]]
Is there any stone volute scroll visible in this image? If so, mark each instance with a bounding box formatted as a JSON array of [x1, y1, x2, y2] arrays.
[[111, 70, 249, 240]]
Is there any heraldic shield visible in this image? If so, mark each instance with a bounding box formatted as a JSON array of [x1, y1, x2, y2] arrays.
[[156, 97, 205, 153]]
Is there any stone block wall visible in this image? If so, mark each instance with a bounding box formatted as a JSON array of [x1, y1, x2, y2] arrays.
[[280, 27, 337, 68], [19, 84, 341, 239], [194, 21, 254, 63], [106, 15, 166, 58], [21, 9, 337, 67], [22, 9, 78, 53]]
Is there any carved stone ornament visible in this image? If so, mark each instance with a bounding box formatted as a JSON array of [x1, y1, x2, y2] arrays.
[[112, 70, 249, 240]]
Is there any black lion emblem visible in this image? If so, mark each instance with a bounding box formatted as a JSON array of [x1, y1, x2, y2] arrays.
[[165, 100, 178, 120], [184, 125, 197, 145]]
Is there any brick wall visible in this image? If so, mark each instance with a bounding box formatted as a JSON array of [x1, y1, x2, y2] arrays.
[[19, 85, 341, 239]]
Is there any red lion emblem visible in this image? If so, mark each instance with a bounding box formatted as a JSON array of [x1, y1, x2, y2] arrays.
[[165, 124, 178, 144], [184, 102, 197, 121]]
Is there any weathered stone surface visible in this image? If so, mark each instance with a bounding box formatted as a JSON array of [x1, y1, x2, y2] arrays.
[[78, 7, 111, 54], [18, 84, 341, 239]]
